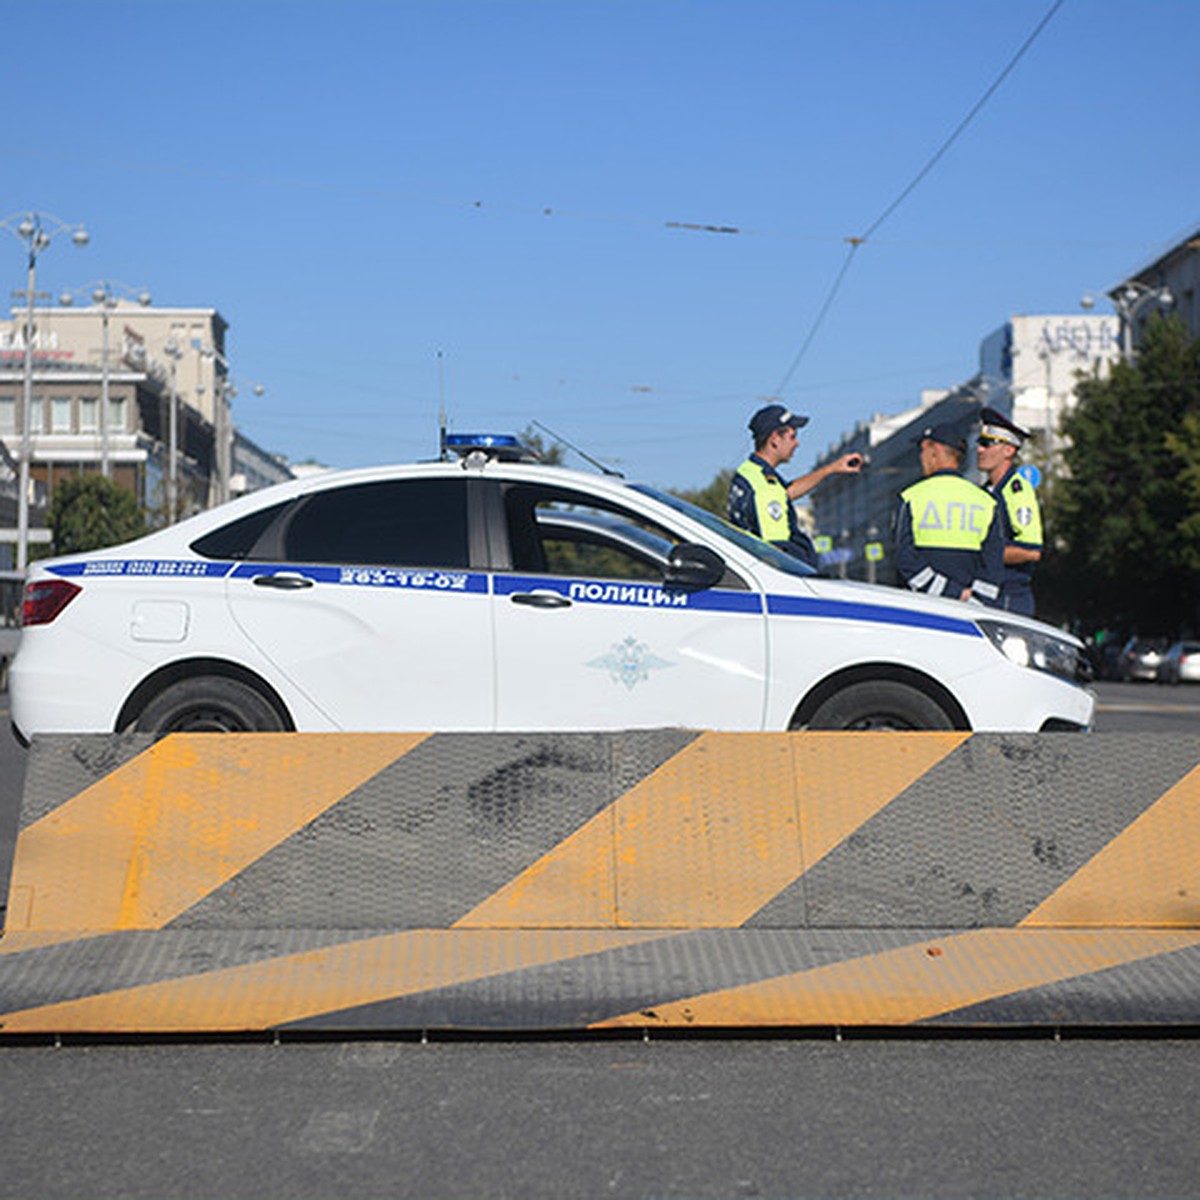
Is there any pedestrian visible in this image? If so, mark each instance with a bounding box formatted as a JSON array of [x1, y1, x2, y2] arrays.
[[894, 422, 1003, 604], [976, 406, 1043, 617], [727, 403, 863, 568]]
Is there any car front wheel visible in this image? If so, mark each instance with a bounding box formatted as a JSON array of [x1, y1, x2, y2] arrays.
[[134, 676, 287, 735], [800, 680, 955, 731]]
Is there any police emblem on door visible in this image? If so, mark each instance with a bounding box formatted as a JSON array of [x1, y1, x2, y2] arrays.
[[588, 636, 674, 690]]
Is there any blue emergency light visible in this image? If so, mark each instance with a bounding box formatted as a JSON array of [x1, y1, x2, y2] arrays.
[[442, 433, 532, 462]]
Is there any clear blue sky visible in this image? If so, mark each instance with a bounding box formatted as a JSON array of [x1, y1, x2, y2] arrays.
[[6, 0, 1197, 491]]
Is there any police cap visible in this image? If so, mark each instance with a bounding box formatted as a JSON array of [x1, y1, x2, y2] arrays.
[[979, 406, 1030, 448], [914, 422, 967, 455], [749, 403, 809, 443]]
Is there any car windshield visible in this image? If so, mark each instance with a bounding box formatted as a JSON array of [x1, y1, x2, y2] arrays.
[[632, 484, 817, 578]]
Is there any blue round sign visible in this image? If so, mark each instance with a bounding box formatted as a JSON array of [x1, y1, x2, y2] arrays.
[[1017, 464, 1041, 488]]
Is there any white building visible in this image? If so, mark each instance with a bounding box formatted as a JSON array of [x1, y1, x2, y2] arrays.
[[979, 313, 1121, 466]]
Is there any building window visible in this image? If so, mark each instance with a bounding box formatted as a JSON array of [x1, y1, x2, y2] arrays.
[[0, 397, 14, 434], [108, 396, 126, 433], [31, 396, 46, 433], [52, 396, 72, 433], [80, 396, 98, 432]]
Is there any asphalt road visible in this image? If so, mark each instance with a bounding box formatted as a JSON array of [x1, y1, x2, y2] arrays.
[[1, 683, 1198, 1200]]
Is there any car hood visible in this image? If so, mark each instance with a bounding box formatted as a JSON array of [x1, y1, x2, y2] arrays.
[[796, 576, 1082, 646]]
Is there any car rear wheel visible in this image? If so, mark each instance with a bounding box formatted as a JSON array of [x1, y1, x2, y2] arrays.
[[801, 680, 954, 731], [134, 676, 287, 735]]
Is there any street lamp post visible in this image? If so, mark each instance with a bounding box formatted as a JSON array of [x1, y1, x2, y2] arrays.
[[1085, 282, 1173, 360], [194, 341, 263, 506], [162, 339, 183, 523], [2, 211, 89, 569], [59, 281, 151, 479]]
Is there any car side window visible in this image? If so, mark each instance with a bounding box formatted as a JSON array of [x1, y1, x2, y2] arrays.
[[539, 522, 664, 581], [281, 479, 470, 567], [503, 484, 678, 581], [191, 501, 291, 560]]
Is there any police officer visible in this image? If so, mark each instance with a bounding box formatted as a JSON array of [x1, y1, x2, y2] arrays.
[[727, 403, 863, 568], [894, 422, 1003, 604], [976, 406, 1042, 617]]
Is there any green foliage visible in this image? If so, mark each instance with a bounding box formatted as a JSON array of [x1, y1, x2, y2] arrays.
[[518, 425, 567, 466], [672, 468, 734, 518], [1043, 315, 1200, 635], [49, 474, 147, 555], [1166, 410, 1200, 573]]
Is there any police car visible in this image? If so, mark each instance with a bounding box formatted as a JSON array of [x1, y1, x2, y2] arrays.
[[11, 435, 1094, 740]]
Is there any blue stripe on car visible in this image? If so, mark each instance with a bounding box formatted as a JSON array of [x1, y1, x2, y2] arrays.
[[229, 563, 489, 593], [47, 559, 979, 636], [766, 594, 982, 637], [51, 560, 233, 578]]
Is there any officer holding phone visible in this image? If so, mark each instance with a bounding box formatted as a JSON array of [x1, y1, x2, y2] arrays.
[[728, 404, 864, 568]]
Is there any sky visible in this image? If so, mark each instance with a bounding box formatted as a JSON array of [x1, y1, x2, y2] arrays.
[[5, 0, 1198, 492]]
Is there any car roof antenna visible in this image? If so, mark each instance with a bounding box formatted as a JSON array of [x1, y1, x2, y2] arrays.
[[532, 420, 624, 478]]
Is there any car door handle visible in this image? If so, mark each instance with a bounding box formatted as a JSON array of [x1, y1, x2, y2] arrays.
[[252, 573, 314, 590], [510, 591, 572, 609]]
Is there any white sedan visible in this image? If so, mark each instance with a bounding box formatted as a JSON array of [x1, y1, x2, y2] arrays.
[[11, 438, 1094, 740]]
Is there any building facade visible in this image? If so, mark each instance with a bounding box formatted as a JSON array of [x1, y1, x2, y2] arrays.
[[979, 312, 1120, 469], [0, 302, 290, 566], [1111, 226, 1200, 349]]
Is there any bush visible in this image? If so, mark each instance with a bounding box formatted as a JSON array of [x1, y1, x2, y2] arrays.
[[49, 474, 146, 555]]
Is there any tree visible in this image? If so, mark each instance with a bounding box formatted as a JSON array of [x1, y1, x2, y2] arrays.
[[517, 425, 566, 466], [1043, 315, 1200, 636], [49, 474, 146, 555], [1165, 409, 1200, 575], [672, 468, 733, 517]]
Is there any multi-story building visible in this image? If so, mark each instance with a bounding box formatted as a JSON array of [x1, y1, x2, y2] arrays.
[[979, 312, 1120, 470], [1109, 225, 1200, 350], [0, 302, 291, 565]]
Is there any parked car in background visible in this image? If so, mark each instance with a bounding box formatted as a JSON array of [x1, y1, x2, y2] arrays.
[[1118, 636, 1168, 682], [1156, 640, 1200, 685]]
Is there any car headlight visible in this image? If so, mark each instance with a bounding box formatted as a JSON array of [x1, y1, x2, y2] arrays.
[[976, 619, 1092, 684]]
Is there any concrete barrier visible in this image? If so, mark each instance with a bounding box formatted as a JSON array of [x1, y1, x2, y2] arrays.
[[1, 730, 1198, 1033]]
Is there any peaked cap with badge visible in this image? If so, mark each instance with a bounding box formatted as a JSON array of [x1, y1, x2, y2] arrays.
[[979, 406, 1031, 448]]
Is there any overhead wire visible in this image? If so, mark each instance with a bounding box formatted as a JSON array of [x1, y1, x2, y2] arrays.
[[773, 0, 1067, 398]]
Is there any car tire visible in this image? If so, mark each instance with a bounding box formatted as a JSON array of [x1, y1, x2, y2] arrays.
[[134, 676, 287, 736], [802, 680, 955, 731]]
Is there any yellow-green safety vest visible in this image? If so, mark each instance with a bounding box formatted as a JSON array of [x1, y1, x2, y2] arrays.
[[735, 459, 792, 542], [1000, 471, 1043, 547], [900, 474, 997, 550]]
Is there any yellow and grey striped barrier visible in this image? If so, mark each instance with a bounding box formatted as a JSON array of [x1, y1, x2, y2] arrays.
[[1, 730, 1198, 1033]]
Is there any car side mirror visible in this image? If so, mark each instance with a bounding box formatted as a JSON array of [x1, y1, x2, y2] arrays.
[[663, 543, 726, 592]]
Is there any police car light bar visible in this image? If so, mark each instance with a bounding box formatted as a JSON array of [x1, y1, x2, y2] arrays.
[[442, 433, 534, 462]]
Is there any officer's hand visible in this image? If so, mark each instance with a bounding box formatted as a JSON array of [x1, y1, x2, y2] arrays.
[[836, 453, 865, 474]]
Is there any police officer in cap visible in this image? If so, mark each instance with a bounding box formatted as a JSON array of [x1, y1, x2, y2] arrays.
[[894, 421, 1003, 604], [976, 406, 1042, 616], [728, 403, 864, 568]]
